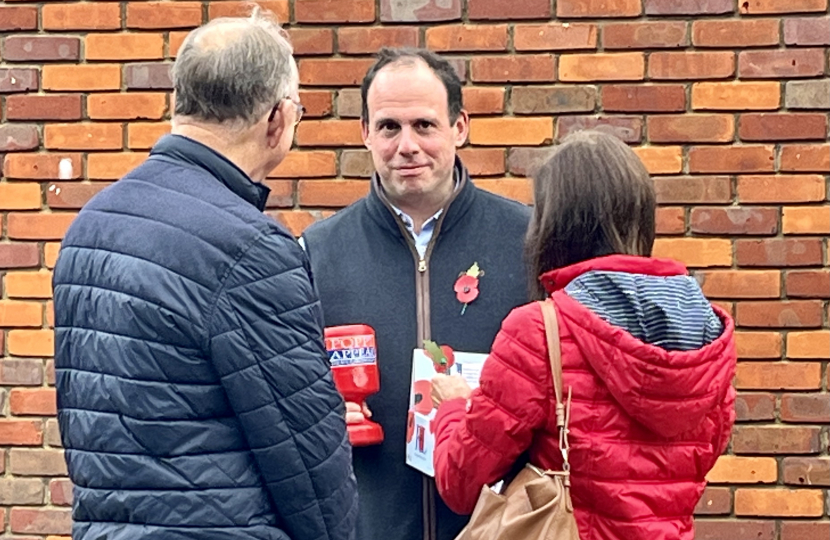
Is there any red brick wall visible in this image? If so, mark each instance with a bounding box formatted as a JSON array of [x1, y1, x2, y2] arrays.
[[1, 0, 829, 537]]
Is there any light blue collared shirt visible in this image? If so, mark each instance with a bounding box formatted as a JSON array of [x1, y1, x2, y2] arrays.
[[390, 207, 443, 259]]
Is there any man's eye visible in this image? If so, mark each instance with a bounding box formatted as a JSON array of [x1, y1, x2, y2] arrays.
[[379, 122, 399, 131], [416, 121, 433, 130]]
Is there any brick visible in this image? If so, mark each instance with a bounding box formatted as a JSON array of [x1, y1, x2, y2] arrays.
[[471, 55, 556, 83], [339, 150, 374, 178], [736, 300, 823, 328], [45, 124, 122, 151], [601, 84, 685, 112], [8, 330, 55, 357], [693, 520, 775, 540], [426, 24, 507, 52], [698, 270, 780, 299], [694, 487, 732, 515], [0, 420, 43, 446], [262, 180, 294, 209], [6, 95, 83, 122], [87, 153, 148, 180], [10, 449, 67, 476], [556, 116, 642, 143], [88, 93, 167, 121], [380, 0, 461, 22], [0, 300, 42, 327], [4, 154, 83, 180], [5, 271, 52, 299], [469, 118, 552, 145], [273, 210, 318, 236], [339, 27, 419, 54], [299, 59, 376, 86], [691, 207, 778, 235], [557, 0, 641, 17], [47, 182, 108, 210], [512, 86, 595, 114], [7, 214, 76, 241], [739, 49, 825, 78], [649, 51, 734, 80], [783, 206, 830, 234], [10, 508, 72, 535], [462, 87, 505, 114], [42, 3, 121, 31], [513, 23, 597, 51], [45, 419, 61, 447], [208, 1, 289, 21], [646, 0, 735, 15], [786, 80, 830, 109], [736, 361, 821, 390], [0, 125, 39, 153], [735, 331, 783, 359], [85, 33, 164, 61], [468, 0, 551, 20], [456, 148, 505, 176], [784, 458, 830, 487], [780, 144, 830, 172], [299, 90, 333, 117], [50, 478, 73, 506], [10, 388, 57, 416], [735, 392, 776, 421], [127, 122, 170, 150], [42, 65, 121, 92], [655, 207, 685, 235], [0, 6, 38, 31], [781, 522, 830, 540], [269, 151, 337, 178], [786, 273, 830, 300], [604, 21, 688, 49], [335, 89, 362, 118], [296, 120, 362, 147], [127, 2, 202, 29], [0, 478, 44, 505], [736, 238, 823, 267], [781, 394, 830, 424], [507, 147, 555, 176], [0, 360, 43, 386], [559, 53, 644, 81], [288, 28, 334, 56], [733, 425, 822, 453], [654, 176, 731, 204], [632, 146, 683, 175], [735, 488, 823, 517], [692, 19, 780, 47], [44, 244, 61, 270], [740, 0, 828, 14], [3, 36, 81, 62], [0, 183, 41, 211], [297, 0, 375, 23], [740, 113, 827, 142], [0, 245, 40, 270], [474, 179, 532, 204], [737, 175, 826, 203], [649, 115, 734, 143], [785, 17, 830, 45], [0, 68, 38, 94], [689, 146, 775, 174], [298, 180, 369, 207], [125, 63, 173, 90], [652, 238, 732, 267]]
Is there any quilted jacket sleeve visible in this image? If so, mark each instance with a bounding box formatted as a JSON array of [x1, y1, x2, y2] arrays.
[[433, 304, 552, 515], [208, 231, 358, 540]]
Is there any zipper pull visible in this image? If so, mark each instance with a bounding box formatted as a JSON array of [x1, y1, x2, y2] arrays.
[[418, 258, 426, 273]]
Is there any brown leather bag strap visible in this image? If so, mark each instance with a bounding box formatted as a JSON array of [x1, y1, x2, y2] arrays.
[[538, 299, 565, 428]]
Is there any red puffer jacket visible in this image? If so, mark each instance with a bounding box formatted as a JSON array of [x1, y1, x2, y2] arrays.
[[434, 256, 736, 540]]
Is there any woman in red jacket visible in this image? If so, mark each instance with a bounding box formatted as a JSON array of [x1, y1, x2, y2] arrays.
[[431, 130, 737, 540]]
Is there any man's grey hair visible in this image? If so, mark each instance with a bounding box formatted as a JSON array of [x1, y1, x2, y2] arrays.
[[172, 7, 297, 127]]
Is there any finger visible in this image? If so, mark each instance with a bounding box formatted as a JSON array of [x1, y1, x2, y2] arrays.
[[346, 411, 365, 425], [362, 403, 372, 418], [345, 401, 362, 413]]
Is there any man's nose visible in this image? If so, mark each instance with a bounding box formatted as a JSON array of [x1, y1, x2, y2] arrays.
[[397, 126, 420, 155]]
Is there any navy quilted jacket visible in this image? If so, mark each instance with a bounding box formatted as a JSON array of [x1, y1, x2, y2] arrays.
[[53, 134, 358, 540]]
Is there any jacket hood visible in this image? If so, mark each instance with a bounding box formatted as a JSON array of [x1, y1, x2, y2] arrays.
[[543, 256, 737, 438]]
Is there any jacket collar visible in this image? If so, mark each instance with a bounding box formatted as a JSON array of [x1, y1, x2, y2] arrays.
[[150, 134, 270, 211], [365, 156, 477, 239], [540, 255, 689, 293]]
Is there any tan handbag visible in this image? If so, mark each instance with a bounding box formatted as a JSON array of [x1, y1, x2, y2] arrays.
[[454, 300, 581, 540]]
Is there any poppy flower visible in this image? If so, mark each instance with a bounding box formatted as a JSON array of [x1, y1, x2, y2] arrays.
[[454, 274, 479, 304]]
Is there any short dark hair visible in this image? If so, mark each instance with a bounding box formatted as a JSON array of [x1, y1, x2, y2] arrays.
[[360, 47, 463, 123], [524, 130, 657, 299]]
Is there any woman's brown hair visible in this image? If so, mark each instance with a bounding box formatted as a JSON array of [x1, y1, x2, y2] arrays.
[[524, 130, 657, 299]]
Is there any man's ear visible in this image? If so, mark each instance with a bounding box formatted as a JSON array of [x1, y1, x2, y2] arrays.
[[361, 119, 371, 150], [266, 101, 288, 149], [453, 110, 470, 148]]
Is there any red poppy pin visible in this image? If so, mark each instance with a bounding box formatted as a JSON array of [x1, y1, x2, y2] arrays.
[[454, 262, 483, 315]]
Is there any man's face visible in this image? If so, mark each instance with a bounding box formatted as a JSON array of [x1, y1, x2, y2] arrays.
[[362, 61, 469, 208]]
